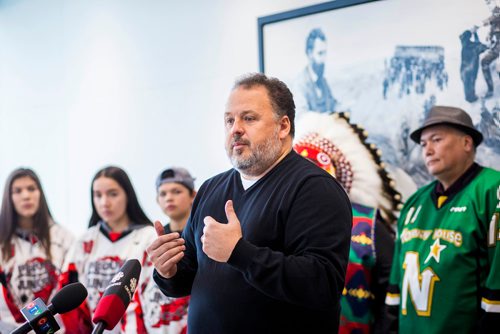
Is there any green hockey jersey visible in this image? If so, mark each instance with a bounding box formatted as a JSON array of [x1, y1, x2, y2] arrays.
[[386, 167, 500, 333]]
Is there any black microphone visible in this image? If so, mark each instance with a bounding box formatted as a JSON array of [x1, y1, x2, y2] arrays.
[[10, 282, 88, 334], [91, 259, 141, 334]]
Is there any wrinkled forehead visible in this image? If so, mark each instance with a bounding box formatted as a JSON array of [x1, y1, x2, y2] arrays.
[[420, 124, 466, 140], [225, 86, 273, 114]]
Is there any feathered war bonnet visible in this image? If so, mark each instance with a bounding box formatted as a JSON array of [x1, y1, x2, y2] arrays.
[[293, 112, 403, 224]]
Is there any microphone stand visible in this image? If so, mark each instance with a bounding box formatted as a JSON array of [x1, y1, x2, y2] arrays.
[[91, 322, 106, 334]]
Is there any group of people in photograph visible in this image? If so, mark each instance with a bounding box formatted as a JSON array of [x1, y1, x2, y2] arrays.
[[0, 72, 499, 334]]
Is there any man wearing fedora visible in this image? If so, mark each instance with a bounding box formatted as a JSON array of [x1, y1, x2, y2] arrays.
[[385, 106, 500, 333]]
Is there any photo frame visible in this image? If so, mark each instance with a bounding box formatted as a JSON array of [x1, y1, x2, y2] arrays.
[[258, 0, 500, 199]]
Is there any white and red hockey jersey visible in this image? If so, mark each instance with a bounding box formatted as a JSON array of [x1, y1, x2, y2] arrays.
[[0, 223, 74, 327], [60, 222, 188, 334]]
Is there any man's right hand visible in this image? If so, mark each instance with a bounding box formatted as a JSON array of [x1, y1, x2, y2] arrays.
[[146, 221, 186, 278]]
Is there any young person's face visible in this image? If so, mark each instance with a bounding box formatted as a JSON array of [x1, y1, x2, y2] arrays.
[[11, 176, 41, 220], [92, 176, 128, 225], [156, 182, 195, 221]]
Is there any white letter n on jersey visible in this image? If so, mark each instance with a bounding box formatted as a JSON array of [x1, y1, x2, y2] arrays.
[[401, 252, 440, 316]]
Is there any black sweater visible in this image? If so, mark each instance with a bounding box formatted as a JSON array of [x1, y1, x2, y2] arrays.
[[154, 151, 352, 333]]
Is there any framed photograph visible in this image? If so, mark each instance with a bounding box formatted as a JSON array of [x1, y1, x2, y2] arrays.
[[258, 0, 500, 198]]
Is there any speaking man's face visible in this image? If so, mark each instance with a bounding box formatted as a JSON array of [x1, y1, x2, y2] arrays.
[[224, 85, 287, 177]]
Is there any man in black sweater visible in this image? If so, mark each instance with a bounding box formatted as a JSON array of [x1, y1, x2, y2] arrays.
[[147, 73, 352, 333]]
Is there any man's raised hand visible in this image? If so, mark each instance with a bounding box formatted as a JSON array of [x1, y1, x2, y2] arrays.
[[201, 200, 242, 262], [146, 220, 186, 278]]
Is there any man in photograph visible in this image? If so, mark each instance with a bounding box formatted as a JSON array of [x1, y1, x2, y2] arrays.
[[294, 28, 338, 118]]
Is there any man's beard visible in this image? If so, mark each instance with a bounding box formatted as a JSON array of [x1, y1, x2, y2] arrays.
[[312, 62, 325, 78], [227, 127, 282, 176]]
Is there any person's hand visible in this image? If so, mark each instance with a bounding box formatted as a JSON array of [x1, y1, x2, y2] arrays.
[[201, 200, 242, 262], [146, 221, 186, 278]]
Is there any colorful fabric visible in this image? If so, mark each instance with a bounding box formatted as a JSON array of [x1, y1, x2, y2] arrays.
[[294, 133, 353, 193], [294, 112, 399, 334], [340, 203, 376, 334]]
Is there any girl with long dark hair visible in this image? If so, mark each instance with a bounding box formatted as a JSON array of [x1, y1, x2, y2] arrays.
[[0, 168, 73, 328], [59, 166, 160, 333]]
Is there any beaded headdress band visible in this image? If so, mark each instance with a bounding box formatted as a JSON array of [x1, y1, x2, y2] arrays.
[[294, 112, 402, 219], [294, 133, 353, 194]]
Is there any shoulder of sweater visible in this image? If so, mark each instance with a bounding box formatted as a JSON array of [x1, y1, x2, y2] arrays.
[[198, 168, 236, 190]]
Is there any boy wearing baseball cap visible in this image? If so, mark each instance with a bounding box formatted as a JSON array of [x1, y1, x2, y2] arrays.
[[144, 167, 196, 333], [156, 167, 196, 234]]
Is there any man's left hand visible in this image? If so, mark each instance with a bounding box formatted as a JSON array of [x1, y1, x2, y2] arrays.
[[202, 200, 242, 262]]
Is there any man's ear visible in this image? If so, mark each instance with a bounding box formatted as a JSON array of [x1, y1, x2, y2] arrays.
[[279, 116, 291, 139], [463, 135, 474, 152]]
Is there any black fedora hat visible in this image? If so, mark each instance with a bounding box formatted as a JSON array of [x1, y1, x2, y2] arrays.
[[410, 106, 483, 147]]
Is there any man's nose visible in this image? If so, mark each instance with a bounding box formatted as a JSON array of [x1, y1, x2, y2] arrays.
[[230, 119, 244, 136], [423, 143, 433, 156]]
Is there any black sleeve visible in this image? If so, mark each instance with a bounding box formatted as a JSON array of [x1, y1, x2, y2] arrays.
[[479, 310, 500, 334], [372, 216, 396, 334], [153, 184, 204, 298], [385, 304, 399, 334], [227, 176, 352, 309]]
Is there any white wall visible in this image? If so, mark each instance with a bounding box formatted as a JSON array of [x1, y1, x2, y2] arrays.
[[0, 0, 324, 236]]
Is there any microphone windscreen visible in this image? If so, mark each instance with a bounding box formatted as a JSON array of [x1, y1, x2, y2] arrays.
[[92, 259, 141, 330], [51, 282, 88, 314]]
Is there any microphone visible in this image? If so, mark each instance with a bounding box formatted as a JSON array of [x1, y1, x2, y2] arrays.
[[91, 259, 141, 334], [10, 282, 88, 334]]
